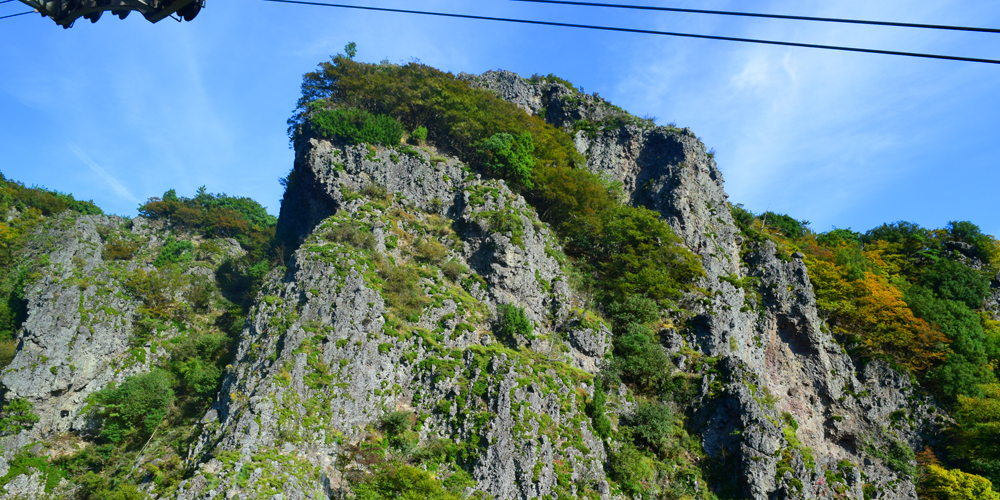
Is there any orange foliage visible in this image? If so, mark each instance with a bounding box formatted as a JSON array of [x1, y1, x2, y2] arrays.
[[807, 250, 950, 372], [862, 248, 889, 270], [848, 272, 950, 372], [862, 240, 911, 276]]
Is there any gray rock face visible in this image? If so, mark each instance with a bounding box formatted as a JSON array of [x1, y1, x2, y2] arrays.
[[1, 470, 45, 499], [277, 137, 467, 245], [0, 68, 947, 500], [0, 214, 247, 498], [460, 70, 640, 131], [179, 139, 608, 500], [472, 69, 938, 499], [1, 215, 141, 441]]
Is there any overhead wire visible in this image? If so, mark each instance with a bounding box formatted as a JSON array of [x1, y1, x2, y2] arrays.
[[1, 11, 32, 19], [262, 0, 1000, 65], [511, 0, 1000, 34]]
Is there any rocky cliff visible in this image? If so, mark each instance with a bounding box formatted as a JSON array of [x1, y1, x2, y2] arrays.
[[0, 67, 949, 500], [1, 211, 246, 498], [465, 70, 944, 498]]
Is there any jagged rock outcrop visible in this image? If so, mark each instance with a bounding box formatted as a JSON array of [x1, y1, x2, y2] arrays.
[[0, 67, 950, 500], [177, 139, 609, 499], [1, 215, 140, 441], [0, 214, 245, 498], [470, 69, 942, 499]]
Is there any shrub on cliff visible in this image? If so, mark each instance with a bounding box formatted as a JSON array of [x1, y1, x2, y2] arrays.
[[140, 186, 281, 312], [378, 261, 430, 322], [922, 464, 1000, 500], [91, 369, 175, 444], [409, 125, 428, 144], [919, 258, 991, 310], [0, 398, 39, 435], [621, 401, 686, 458], [0, 171, 102, 218], [153, 238, 195, 268], [592, 206, 704, 305], [309, 107, 403, 147], [139, 186, 276, 239], [531, 166, 702, 305], [352, 462, 463, 500], [946, 220, 1000, 266], [495, 303, 534, 344], [477, 132, 535, 190], [948, 384, 1000, 489], [760, 211, 809, 239]]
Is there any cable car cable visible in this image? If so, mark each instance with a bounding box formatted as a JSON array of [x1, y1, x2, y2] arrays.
[[0, 10, 32, 19], [510, 0, 1000, 34], [262, 0, 1000, 65]]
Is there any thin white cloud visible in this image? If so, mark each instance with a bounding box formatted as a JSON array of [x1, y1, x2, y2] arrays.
[[67, 144, 139, 204]]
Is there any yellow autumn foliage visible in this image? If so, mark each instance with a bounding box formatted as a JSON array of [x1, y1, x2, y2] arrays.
[[806, 255, 949, 373], [923, 464, 999, 500]]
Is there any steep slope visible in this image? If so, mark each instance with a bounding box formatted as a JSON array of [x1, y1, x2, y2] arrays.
[[467, 70, 944, 498], [0, 63, 969, 500], [174, 138, 612, 499], [1, 193, 261, 499]]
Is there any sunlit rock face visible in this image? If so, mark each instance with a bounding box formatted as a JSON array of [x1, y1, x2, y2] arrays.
[[0, 68, 943, 500], [467, 70, 939, 499]]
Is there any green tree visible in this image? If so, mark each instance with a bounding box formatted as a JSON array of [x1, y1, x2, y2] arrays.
[[169, 331, 230, 404], [593, 206, 704, 305], [605, 295, 659, 334], [923, 464, 999, 500], [91, 369, 175, 444], [409, 126, 428, 144], [760, 211, 809, 238], [621, 401, 684, 457], [816, 228, 862, 247], [309, 108, 403, 147], [586, 377, 612, 439], [946, 220, 1000, 266], [495, 303, 534, 343], [608, 437, 656, 498], [862, 221, 937, 264], [0, 398, 39, 435], [948, 384, 1000, 486], [152, 238, 194, 268], [612, 330, 670, 394], [477, 132, 535, 190], [905, 286, 1000, 402], [352, 462, 462, 500], [919, 258, 991, 310], [730, 204, 756, 236]]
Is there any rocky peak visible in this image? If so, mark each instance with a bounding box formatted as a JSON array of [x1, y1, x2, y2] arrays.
[[472, 68, 937, 498], [0, 65, 951, 500]]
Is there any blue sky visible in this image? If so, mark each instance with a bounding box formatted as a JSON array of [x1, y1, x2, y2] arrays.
[[2, 0, 999, 235]]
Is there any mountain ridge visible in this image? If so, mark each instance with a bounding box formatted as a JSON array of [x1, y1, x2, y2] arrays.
[[1, 58, 997, 500]]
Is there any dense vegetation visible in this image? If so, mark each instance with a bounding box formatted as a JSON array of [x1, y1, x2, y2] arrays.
[[309, 107, 404, 147], [138, 186, 281, 310], [734, 206, 1000, 494]]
